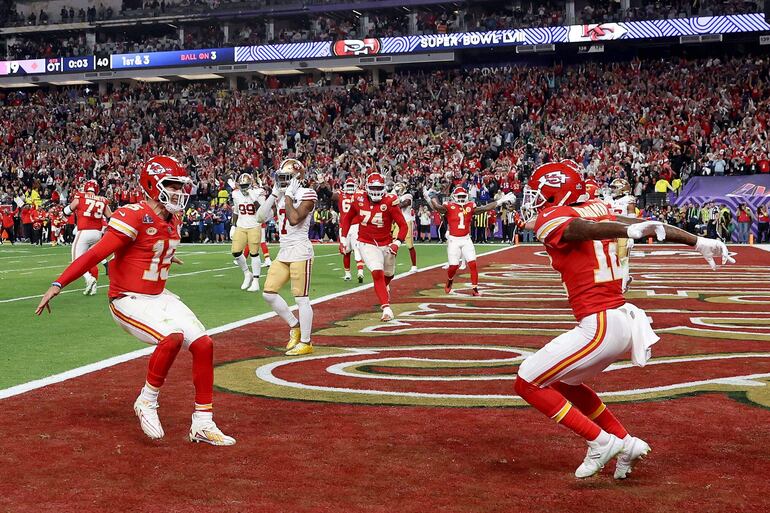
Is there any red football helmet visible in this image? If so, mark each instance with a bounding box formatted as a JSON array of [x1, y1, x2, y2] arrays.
[[366, 173, 386, 202], [560, 159, 582, 174], [584, 178, 599, 200], [83, 180, 99, 194], [342, 178, 357, 194], [451, 187, 469, 205], [521, 162, 588, 221], [140, 155, 192, 214]]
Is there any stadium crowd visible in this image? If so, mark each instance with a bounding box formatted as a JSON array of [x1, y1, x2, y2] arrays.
[[3, 1, 763, 60], [2, 54, 770, 244]]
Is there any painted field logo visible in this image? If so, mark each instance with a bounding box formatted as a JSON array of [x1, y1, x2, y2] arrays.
[[215, 345, 770, 409]]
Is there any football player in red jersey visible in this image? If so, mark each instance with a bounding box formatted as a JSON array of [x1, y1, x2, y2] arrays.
[[423, 186, 516, 295], [36, 156, 235, 446], [340, 173, 408, 321], [64, 180, 112, 296], [334, 178, 365, 282], [515, 161, 733, 479]]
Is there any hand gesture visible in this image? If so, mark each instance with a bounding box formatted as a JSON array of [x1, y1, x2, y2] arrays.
[[626, 221, 666, 241], [35, 285, 61, 315], [695, 237, 735, 270]]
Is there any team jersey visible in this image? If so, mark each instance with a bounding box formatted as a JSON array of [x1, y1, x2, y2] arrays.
[[276, 187, 317, 261], [342, 192, 407, 246], [534, 199, 625, 321], [233, 187, 266, 229], [106, 201, 181, 298], [444, 202, 476, 237], [610, 195, 636, 217], [75, 191, 109, 231], [399, 193, 414, 222], [337, 191, 360, 226]]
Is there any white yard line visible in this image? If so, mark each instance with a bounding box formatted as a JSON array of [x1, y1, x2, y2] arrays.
[[0, 246, 515, 400]]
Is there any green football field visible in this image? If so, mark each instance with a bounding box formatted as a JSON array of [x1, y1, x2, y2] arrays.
[[0, 242, 510, 390]]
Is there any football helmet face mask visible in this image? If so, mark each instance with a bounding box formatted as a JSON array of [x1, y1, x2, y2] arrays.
[[451, 187, 469, 206], [83, 180, 99, 194], [342, 178, 357, 194], [366, 173, 386, 202], [238, 173, 254, 192], [610, 178, 631, 199], [521, 162, 588, 222], [140, 155, 192, 214], [275, 158, 306, 190]]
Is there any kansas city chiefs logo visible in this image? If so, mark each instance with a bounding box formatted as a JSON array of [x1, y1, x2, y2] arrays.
[[146, 162, 169, 175], [332, 38, 381, 57], [538, 171, 567, 188]]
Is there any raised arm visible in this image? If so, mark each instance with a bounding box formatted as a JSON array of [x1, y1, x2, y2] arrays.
[[422, 187, 448, 214], [472, 192, 517, 214]]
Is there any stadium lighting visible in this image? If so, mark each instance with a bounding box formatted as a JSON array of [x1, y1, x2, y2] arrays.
[[133, 77, 170, 82], [49, 80, 93, 86], [177, 74, 223, 80], [316, 66, 363, 73], [259, 69, 304, 75], [0, 82, 37, 88]]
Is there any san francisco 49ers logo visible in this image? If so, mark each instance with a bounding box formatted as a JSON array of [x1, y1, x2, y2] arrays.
[[332, 38, 381, 57], [538, 171, 568, 188]]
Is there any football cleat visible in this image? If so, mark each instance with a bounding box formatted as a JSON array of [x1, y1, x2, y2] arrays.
[[358, 272, 364, 284], [471, 287, 480, 296], [247, 279, 260, 292], [241, 271, 253, 290], [575, 435, 624, 478], [83, 277, 95, 296], [344, 271, 352, 281], [444, 279, 453, 294], [410, 266, 418, 273], [285, 341, 313, 356], [285, 326, 301, 350], [614, 436, 651, 479], [381, 306, 394, 322], [87, 279, 98, 296], [133, 397, 164, 440], [263, 257, 272, 267], [189, 413, 236, 446]]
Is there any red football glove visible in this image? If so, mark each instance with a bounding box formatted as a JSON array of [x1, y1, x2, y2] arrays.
[[388, 240, 402, 255]]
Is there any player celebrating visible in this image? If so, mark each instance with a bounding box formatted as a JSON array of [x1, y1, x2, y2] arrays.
[[336, 178, 364, 282], [230, 173, 266, 292], [607, 178, 637, 292], [340, 173, 408, 322], [257, 158, 317, 356], [393, 182, 417, 272], [516, 161, 733, 478], [36, 156, 235, 446], [63, 179, 112, 295], [423, 186, 515, 295]]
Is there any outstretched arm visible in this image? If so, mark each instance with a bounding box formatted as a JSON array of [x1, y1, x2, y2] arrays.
[[35, 231, 129, 314]]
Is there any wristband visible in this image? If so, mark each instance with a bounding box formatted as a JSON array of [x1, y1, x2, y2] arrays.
[[63, 205, 72, 216], [52, 281, 62, 288]]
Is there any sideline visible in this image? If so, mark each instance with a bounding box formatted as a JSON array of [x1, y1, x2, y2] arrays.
[[0, 245, 516, 400]]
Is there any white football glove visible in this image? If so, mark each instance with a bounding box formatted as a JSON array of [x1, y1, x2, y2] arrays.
[[422, 186, 433, 203], [626, 221, 666, 241], [285, 178, 301, 200], [229, 226, 235, 239], [695, 237, 735, 270], [270, 181, 283, 199], [499, 192, 517, 207]]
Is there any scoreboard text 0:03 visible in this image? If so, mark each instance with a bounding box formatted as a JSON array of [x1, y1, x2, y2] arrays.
[[45, 57, 96, 73]]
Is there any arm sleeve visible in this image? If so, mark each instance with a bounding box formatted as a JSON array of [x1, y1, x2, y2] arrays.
[[391, 202, 408, 243], [256, 194, 276, 224], [55, 231, 129, 288]]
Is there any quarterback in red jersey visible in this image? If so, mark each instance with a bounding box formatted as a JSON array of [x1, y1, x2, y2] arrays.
[[340, 173, 408, 321], [516, 161, 734, 479], [36, 156, 235, 446], [334, 178, 365, 283], [423, 186, 515, 295], [64, 180, 112, 295]]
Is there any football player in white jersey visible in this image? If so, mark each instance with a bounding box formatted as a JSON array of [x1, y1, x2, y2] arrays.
[[608, 178, 637, 292], [393, 182, 417, 272], [257, 159, 317, 356], [230, 173, 266, 292]]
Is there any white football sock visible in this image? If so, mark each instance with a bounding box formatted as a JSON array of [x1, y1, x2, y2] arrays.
[[263, 292, 298, 328], [140, 383, 159, 403], [235, 254, 249, 273], [295, 296, 313, 343], [251, 255, 262, 278]]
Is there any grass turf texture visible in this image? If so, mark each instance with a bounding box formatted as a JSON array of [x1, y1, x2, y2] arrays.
[[0, 242, 509, 389]]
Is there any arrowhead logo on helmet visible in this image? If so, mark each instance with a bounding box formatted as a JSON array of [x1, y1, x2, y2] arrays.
[[140, 155, 192, 214], [521, 161, 588, 222]]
